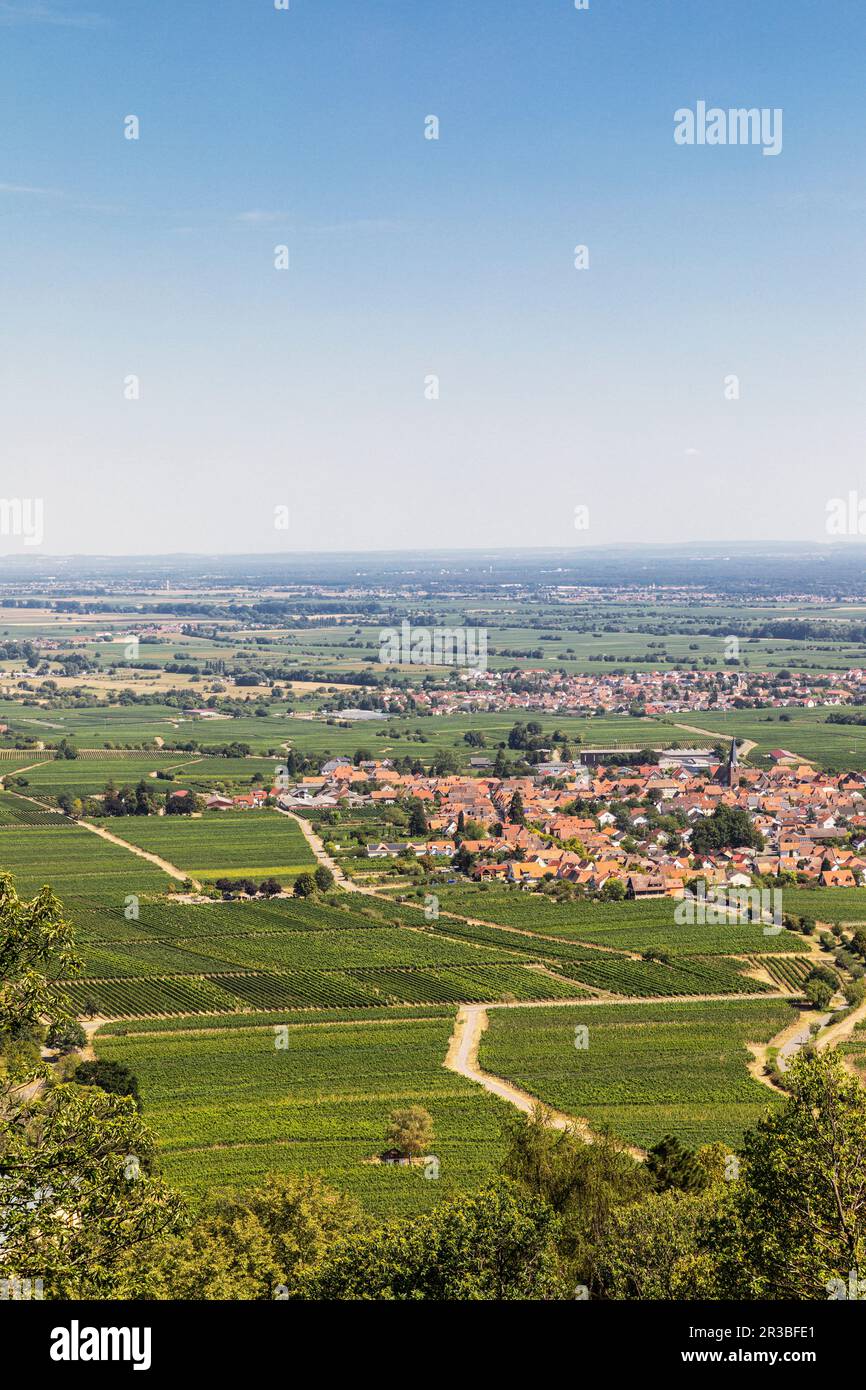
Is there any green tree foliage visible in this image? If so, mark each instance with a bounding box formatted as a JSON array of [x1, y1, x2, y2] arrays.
[[0, 1083, 184, 1299], [45, 1019, 87, 1054], [690, 805, 763, 856], [313, 865, 335, 892], [500, 1108, 647, 1273], [295, 1181, 563, 1300], [407, 801, 428, 836], [590, 1188, 722, 1300], [293, 872, 317, 899], [710, 1050, 866, 1298], [75, 1059, 141, 1110], [0, 873, 80, 1066], [646, 1135, 710, 1193], [131, 1174, 362, 1300], [384, 1106, 433, 1158]]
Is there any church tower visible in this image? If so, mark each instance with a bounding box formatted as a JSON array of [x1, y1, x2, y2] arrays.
[[727, 737, 739, 789]]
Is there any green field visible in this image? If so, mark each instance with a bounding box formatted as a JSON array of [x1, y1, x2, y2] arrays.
[[781, 887, 866, 924], [10, 752, 280, 800], [96, 1016, 508, 1217], [480, 998, 794, 1149], [0, 819, 170, 905], [432, 888, 808, 957], [667, 707, 866, 771], [91, 810, 316, 882]]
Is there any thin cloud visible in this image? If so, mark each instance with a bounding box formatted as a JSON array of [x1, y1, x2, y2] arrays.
[[311, 218, 402, 235], [236, 213, 401, 234], [237, 210, 290, 225], [0, 181, 63, 196], [0, 2, 106, 27]]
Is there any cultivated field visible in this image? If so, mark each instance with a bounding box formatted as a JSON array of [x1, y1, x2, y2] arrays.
[[94, 810, 316, 883], [479, 998, 794, 1148], [96, 1015, 508, 1217]]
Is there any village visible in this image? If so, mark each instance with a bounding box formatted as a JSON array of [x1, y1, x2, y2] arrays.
[[327, 665, 866, 721], [269, 738, 866, 898]]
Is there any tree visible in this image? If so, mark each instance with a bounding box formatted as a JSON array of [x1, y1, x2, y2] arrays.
[[313, 866, 335, 892], [711, 1050, 866, 1299], [385, 1105, 433, 1158], [690, 805, 762, 855], [453, 844, 474, 874], [493, 749, 510, 778], [259, 877, 282, 898], [293, 873, 317, 899], [646, 1135, 710, 1193], [294, 1181, 563, 1301], [408, 802, 428, 836], [0, 872, 80, 1056], [75, 1059, 141, 1110], [804, 973, 835, 1010], [590, 1188, 722, 1300], [45, 1019, 87, 1054], [508, 791, 526, 826], [130, 1173, 362, 1300], [500, 1107, 647, 1271], [0, 1083, 184, 1299]]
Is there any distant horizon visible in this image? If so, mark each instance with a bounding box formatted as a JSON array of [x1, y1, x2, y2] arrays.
[[2, 538, 866, 563]]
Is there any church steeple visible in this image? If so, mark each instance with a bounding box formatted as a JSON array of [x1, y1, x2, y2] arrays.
[[727, 738, 738, 788]]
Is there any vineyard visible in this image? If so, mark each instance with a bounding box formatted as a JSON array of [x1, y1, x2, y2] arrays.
[[0, 820, 170, 903], [98, 1003, 456, 1036], [746, 955, 813, 990], [479, 998, 795, 1148], [433, 888, 808, 955], [97, 810, 316, 881], [0, 793, 72, 826], [95, 1016, 509, 1217]]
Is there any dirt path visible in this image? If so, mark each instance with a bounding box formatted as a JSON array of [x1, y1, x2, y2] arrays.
[[816, 995, 866, 1053], [443, 996, 790, 1158], [444, 1004, 593, 1136], [276, 810, 381, 894], [672, 722, 757, 760], [746, 1007, 816, 1089], [77, 820, 200, 889]]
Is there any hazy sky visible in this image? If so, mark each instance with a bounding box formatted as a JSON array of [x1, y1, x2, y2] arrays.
[[0, 0, 864, 555]]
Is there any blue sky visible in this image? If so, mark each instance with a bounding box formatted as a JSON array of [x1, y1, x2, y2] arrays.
[[0, 0, 863, 554]]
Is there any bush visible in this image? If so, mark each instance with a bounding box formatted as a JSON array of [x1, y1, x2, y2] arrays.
[[45, 1020, 87, 1054], [74, 1059, 141, 1109]]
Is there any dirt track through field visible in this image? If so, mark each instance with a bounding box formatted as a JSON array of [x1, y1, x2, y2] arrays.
[[76, 819, 200, 889], [672, 722, 758, 759]]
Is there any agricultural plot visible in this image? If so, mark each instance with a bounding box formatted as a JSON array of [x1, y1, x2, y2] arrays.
[[0, 793, 70, 826], [95, 1017, 508, 1217], [0, 820, 169, 907], [667, 707, 866, 771], [480, 998, 794, 1149], [97, 1004, 456, 1036], [416, 917, 773, 997], [76, 894, 407, 943], [92, 810, 316, 883], [781, 887, 866, 925], [61, 894, 592, 1017], [177, 926, 516, 973], [433, 887, 807, 956], [749, 956, 812, 991], [20, 754, 209, 799]]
